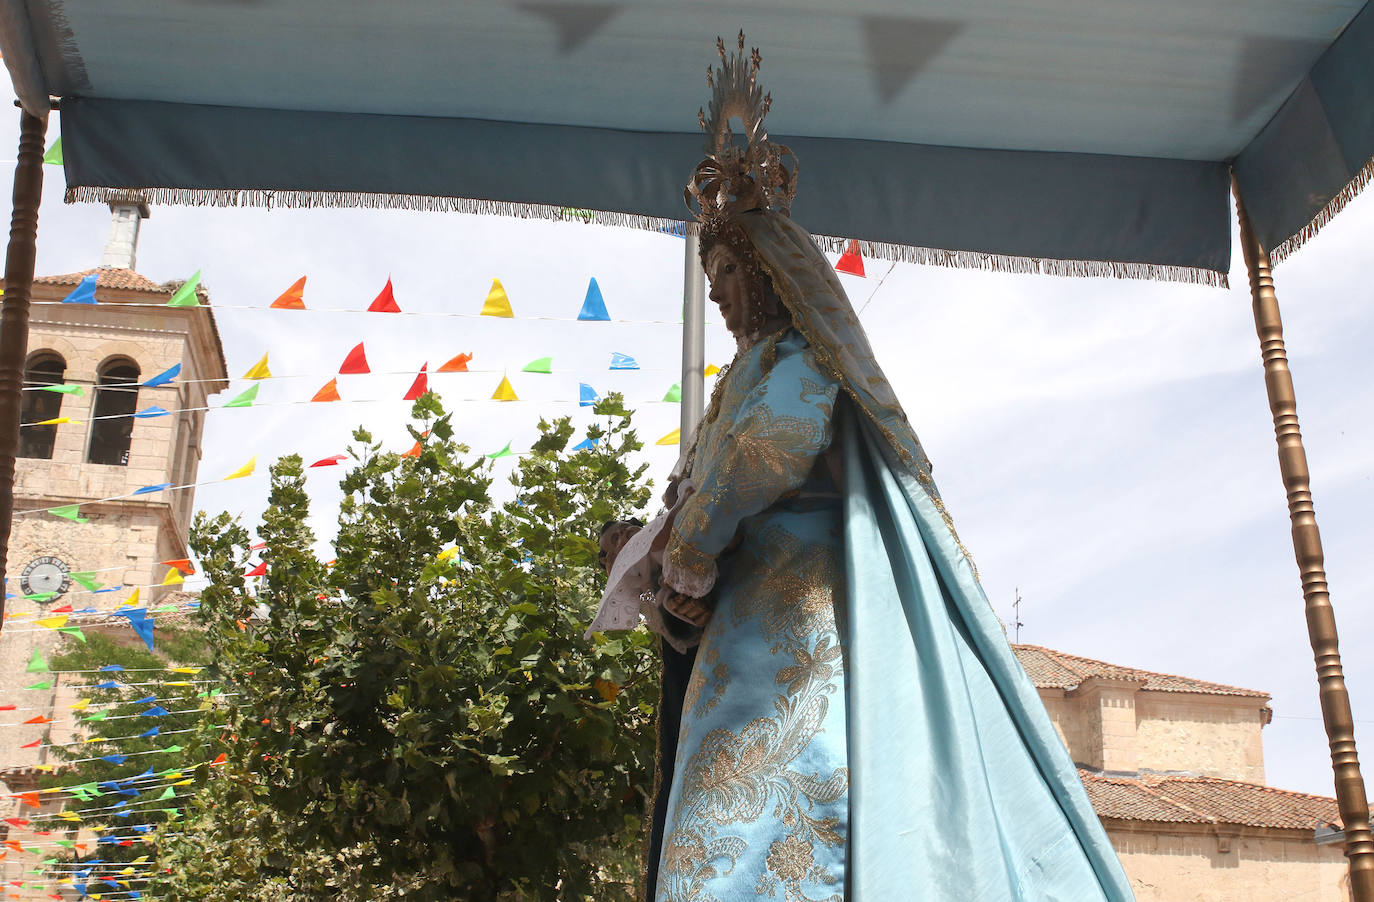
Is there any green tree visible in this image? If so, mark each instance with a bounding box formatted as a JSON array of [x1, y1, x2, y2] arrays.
[[157, 394, 659, 901]]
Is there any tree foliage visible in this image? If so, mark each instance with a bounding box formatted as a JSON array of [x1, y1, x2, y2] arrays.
[[157, 394, 659, 900]]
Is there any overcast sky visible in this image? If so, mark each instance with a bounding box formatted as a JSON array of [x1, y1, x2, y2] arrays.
[[8, 113, 1371, 798]]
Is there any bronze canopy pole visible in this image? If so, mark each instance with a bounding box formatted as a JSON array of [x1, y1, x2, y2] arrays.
[[0, 109, 49, 630], [1232, 172, 1373, 900]]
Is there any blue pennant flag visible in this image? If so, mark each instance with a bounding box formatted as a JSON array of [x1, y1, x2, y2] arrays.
[[141, 363, 181, 388], [118, 785, 141, 797], [133, 695, 156, 704], [141, 706, 170, 717], [578, 383, 599, 407], [572, 437, 599, 451], [113, 607, 155, 652], [98, 664, 124, 672], [139, 726, 160, 738], [131, 824, 154, 833], [94, 680, 120, 689], [609, 352, 639, 371], [98, 781, 121, 793], [134, 406, 170, 419], [101, 754, 128, 765], [134, 482, 173, 495], [577, 278, 611, 321], [136, 766, 156, 779], [61, 273, 99, 304]]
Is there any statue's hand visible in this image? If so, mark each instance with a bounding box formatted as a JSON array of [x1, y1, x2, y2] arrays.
[[660, 586, 712, 628]]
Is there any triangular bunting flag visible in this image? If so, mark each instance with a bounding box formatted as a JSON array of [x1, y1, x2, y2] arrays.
[[491, 375, 519, 401], [579, 383, 599, 407], [522, 357, 553, 374], [438, 352, 472, 373], [480, 279, 514, 317], [609, 352, 639, 370], [656, 428, 681, 446], [141, 364, 180, 388], [577, 278, 611, 320], [705, 364, 722, 377], [368, 277, 401, 313], [241, 353, 272, 380], [572, 437, 598, 451], [339, 342, 370, 374], [41, 137, 62, 166], [663, 383, 682, 402], [119, 588, 140, 609], [71, 572, 102, 592], [34, 615, 68, 629], [47, 504, 87, 523], [40, 383, 83, 395], [224, 457, 256, 480], [25, 648, 48, 673], [311, 378, 341, 402], [309, 454, 347, 468], [61, 273, 98, 304], [403, 363, 428, 400], [35, 416, 78, 426], [166, 272, 202, 307], [835, 239, 866, 276], [24, 681, 52, 690], [223, 384, 259, 408], [160, 569, 184, 587], [245, 561, 267, 577], [487, 443, 514, 459], [134, 406, 169, 418], [161, 558, 194, 575], [133, 483, 172, 495], [269, 276, 306, 310], [401, 440, 422, 458]]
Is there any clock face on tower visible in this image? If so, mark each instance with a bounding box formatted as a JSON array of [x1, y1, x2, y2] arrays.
[[20, 555, 70, 603]]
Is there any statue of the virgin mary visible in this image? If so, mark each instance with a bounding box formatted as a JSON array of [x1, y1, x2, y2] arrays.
[[601, 34, 1137, 902]]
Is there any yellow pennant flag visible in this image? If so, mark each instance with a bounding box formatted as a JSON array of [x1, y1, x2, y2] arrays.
[[161, 568, 185, 586], [36, 416, 79, 426], [491, 375, 519, 401], [34, 614, 69, 629], [169, 666, 202, 674], [656, 428, 681, 446], [224, 456, 257, 480], [705, 364, 721, 376], [58, 811, 80, 822], [117, 587, 140, 609], [480, 279, 514, 317], [69, 698, 89, 711], [242, 352, 272, 380], [437, 548, 460, 561]]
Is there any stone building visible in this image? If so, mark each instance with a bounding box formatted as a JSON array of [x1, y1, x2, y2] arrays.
[[1014, 643, 1352, 901], [1, 195, 226, 774]]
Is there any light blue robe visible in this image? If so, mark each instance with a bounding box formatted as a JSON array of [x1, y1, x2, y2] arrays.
[[656, 326, 1134, 902]]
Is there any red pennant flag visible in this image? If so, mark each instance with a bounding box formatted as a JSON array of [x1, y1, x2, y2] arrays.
[[17, 793, 39, 809], [269, 276, 307, 309], [2, 820, 27, 828], [19, 740, 40, 749], [311, 377, 341, 402], [0, 706, 14, 711], [50, 604, 72, 614], [245, 561, 267, 577], [339, 343, 370, 374], [403, 363, 428, 400], [309, 454, 348, 468], [161, 558, 195, 575], [211, 753, 228, 766], [367, 277, 400, 313], [835, 239, 866, 276], [438, 352, 473, 373]]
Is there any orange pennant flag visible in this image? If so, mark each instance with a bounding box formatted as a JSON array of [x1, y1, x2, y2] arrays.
[[311, 378, 341, 402], [438, 352, 472, 373], [402, 441, 422, 459], [22, 716, 51, 725], [17, 793, 39, 810], [403, 363, 428, 401], [269, 276, 307, 309], [161, 558, 195, 575], [368, 277, 401, 312]]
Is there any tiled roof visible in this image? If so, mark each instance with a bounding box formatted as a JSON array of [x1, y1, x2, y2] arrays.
[[1081, 770, 1342, 830], [1013, 644, 1269, 698], [35, 266, 174, 294]]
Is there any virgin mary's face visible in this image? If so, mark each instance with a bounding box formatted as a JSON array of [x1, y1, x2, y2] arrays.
[[705, 244, 752, 337]]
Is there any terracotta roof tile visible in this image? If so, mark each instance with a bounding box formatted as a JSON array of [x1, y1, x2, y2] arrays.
[[1081, 770, 1343, 830], [1013, 644, 1268, 698], [35, 266, 174, 294]]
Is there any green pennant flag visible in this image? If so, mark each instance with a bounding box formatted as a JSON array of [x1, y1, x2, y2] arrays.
[[159, 786, 177, 799], [54, 840, 75, 849], [26, 648, 49, 673], [58, 626, 86, 642], [24, 680, 52, 690], [223, 383, 259, 408], [167, 270, 203, 307], [40, 383, 83, 395], [161, 744, 184, 753], [663, 382, 682, 402], [23, 592, 56, 603], [521, 356, 553, 374], [41, 137, 62, 165], [84, 711, 108, 722], [70, 782, 99, 799], [486, 442, 514, 460], [71, 571, 103, 592], [47, 503, 88, 523]]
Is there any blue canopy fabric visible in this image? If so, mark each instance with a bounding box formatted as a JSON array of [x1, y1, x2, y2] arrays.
[[2, 0, 1372, 283]]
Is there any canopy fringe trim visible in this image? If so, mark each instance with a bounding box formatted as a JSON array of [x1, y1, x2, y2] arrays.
[[64, 185, 1228, 288], [1269, 154, 1374, 266]]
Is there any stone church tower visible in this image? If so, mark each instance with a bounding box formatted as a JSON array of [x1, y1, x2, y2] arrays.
[[0, 194, 226, 769]]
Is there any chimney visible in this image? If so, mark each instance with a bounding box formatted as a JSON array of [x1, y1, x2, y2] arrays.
[[100, 192, 151, 270]]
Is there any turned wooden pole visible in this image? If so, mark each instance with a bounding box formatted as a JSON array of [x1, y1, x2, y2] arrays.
[[1232, 173, 1373, 900], [0, 109, 48, 630]]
